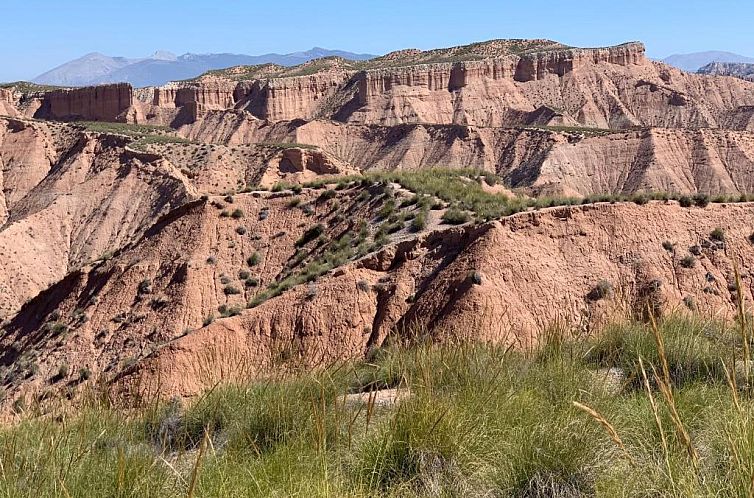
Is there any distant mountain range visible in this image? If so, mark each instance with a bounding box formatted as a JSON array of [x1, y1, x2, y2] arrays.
[[662, 51, 754, 72], [32, 48, 377, 88], [697, 62, 754, 81]]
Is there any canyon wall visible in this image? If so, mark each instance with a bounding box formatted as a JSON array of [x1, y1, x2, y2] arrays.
[[41, 83, 132, 121]]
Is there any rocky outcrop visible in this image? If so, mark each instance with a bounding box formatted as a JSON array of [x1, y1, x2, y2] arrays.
[[0, 88, 17, 116], [40, 83, 133, 121]]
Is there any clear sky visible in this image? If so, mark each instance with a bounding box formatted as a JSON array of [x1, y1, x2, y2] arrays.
[[1, 0, 752, 81]]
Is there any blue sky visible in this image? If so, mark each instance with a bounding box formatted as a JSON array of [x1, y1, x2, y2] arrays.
[[1, 0, 751, 81]]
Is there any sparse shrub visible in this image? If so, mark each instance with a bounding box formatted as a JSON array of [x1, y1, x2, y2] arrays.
[[247, 252, 261, 266], [57, 363, 69, 379], [357, 280, 370, 292], [710, 227, 725, 242], [206, 256, 217, 265], [587, 280, 612, 301], [662, 241, 675, 253], [689, 245, 702, 256], [231, 208, 244, 219], [78, 367, 91, 381], [680, 255, 696, 269], [749, 232, 754, 245], [469, 270, 483, 285], [235, 226, 247, 235], [305, 283, 318, 300], [238, 270, 250, 280], [442, 208, 470, 225], [694, 193, 710, 207], [220, 274, 231, 285], [223, 285, 241, 295], [46, 322, 69, 336], [318, 189, 336, 202], [137, 279, 152, 294], [411, 210, 427, 232], [287, 197, 302, 208], [296, 224, 325, 247], [245, 277, 259, 287], [203, 315, 215, 327], [220, 210, 230, 218], [224, 195, 235, 204], [632, 194, 648, 205]]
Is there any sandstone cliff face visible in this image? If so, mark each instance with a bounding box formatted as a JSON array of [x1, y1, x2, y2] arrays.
[[39, 83, 133, 121], [0, 89, 17, 117]]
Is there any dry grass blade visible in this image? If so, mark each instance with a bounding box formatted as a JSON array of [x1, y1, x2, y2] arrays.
[[734, 262, 751, 387], [722, 359, 741, 413], [572, 401, 635, 464], [639, 357, 673, 485], [186, 427, 210, 498]]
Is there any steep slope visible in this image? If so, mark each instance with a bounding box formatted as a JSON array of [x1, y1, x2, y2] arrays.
[[0, 181, 437, 409], [0, 118, 196, 316], [4, 192, 753, 407]]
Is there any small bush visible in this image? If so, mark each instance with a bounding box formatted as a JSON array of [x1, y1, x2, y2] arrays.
[[78, 367, 91, 381], [220, 210, 230, 218], [203, 315, 215, 327], [680, 255, 696, 269], [231, 209, 244, 219], [206, 256, 217, 265], [238, 270, 250, 280], [694, 193, 710, 207], [710, 227, 725, 242], [662, 241, 675, 253], [441, 208, 470, 225], [224, 195, 234, 204], [318, 189, 336, 202], [411, 210, 427, 232], [678, 196, 693, 208], [247, 252, 261, 266], [245, 278, 259, 287], [357, 280, 371, 292], [287, 197, 301, 208], [136, 279, 152, 295], [296, 224, 325, 247], [587, 280, 612, 301], [223, 285, 241, 295], [632, 194, 648, 205], [235, 226, 247, 235]]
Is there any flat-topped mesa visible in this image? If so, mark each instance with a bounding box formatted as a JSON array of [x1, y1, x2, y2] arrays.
[[235, 71, 353, 121], [152, 79, 237, 110], [512, 42, 645, 82], [43, 83, 132, 121], [357, 42, 646, 104]]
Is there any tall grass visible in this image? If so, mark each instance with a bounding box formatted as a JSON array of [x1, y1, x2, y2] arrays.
[[3, 316, 754, 496]]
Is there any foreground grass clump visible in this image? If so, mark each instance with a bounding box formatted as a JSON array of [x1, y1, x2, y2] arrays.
[[4, 315, 754, 496]]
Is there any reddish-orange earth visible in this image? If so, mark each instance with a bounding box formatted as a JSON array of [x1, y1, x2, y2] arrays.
[[2, 38, 754, 413]]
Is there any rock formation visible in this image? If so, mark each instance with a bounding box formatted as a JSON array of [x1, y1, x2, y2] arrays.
[[39, 83, 133, 121], [3, 38, 754, 412]]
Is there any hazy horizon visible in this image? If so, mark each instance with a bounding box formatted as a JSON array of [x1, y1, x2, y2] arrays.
[[1, 0, 752, 82]]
